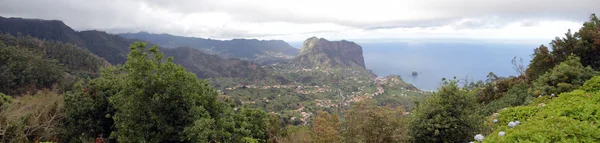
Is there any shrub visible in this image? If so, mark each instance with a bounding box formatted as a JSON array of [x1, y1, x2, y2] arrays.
[[0, 90, 65, 142], [409, 78, 483, 143], [484, 76, 600, 142], [532, 55, 598, 96]]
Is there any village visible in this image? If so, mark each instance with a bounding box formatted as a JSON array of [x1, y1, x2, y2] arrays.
[[220, 66, 431, 124]]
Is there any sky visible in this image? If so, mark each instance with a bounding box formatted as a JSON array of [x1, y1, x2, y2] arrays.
[[0, 0, 598, 43]]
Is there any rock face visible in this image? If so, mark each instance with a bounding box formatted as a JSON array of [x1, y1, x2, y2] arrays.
[[294, 37, 366, 69]]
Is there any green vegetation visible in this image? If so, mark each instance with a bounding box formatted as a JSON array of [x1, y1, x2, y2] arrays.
[[343, 101, 409, 143], [119, 32, 299, 65], [532, 54, 598, 96], [0, 34, 105, 95], [484, 77, 600, 142], [0, 90, 65, 142], [477, 13, 600, 142], [409, 78, 483, 143], [1, 11, 599, 142]]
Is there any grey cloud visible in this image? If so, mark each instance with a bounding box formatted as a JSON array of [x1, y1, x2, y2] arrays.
[[139, 0, 599, 28], [0, 0, 598, 39]]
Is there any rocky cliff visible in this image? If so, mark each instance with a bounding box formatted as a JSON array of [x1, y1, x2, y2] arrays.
[[293, 37, 366, 69]]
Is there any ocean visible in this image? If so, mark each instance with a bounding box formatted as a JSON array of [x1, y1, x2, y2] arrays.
[[291, 41, 539, 90]]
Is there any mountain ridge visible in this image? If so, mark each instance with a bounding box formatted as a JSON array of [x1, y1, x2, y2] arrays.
[[119, 32, 299, 65], [0, 16, 270, 80]]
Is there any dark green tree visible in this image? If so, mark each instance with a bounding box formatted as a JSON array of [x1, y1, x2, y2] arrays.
[[532, 54, 598, 96], [109, 42, 221, 142], [409, 78, 483, 143], [527, 45, 556, 82]]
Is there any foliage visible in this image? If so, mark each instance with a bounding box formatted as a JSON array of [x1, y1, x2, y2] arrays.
[[527, 14, 600, 81], [581, 76, 600, 92], [266, 113, 282, 143], [313, 111, 341, 143], [63, 74, 120, 142], [0, 90, 65, 142], [119, 32, 299, 65], [532, 54, 598, 96], [0, 93, 11, 108], [409, 78, 483, 143], [526, 45, 556, 82], [0, 43, 63, 95], [0, 34, 106, 95], [343, 100, 409, 143], [61, 42, 271, 142], [478, 83, 530, 116], [473, 72, 527, 104], [277, 126, 313, 143], [484, 76, 600, 142], [107, 42, 219, 142]]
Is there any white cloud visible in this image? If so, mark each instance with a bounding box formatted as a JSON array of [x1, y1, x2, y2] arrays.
[[0, 0, 597, 42]]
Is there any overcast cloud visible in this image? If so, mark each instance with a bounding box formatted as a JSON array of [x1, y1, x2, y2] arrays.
[[0, 0, 598, 42]]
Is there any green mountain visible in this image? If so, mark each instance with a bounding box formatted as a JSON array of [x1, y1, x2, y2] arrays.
[[119, 32, 299, 64], [0, 16, 270, 80], [292, 37, 366, 69], [0, 34, 107, 95]]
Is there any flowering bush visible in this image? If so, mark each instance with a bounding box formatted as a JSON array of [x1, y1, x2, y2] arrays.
[[484, 76, 600, 142], [498, 131, 505, 137], [474, 134, 484, 142]]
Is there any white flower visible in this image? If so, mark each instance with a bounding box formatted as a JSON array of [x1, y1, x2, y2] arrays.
[[515, 120, 521, 125], [469, 142, 474, 143], [551, 93, 556, 97], [498, 131, 506, 137], [493, 113, 499, 117], [474, 134, 484, 142], [493, 119, 498, 123], [508, 121, 517, 128]]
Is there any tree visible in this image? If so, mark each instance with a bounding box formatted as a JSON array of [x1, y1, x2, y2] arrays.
[[343, 100, 409, 143], [409, 78, 483, 143], [526, 45, 556, 82], [574, 13, 600, 70], [278, 126, 313, 143], [108, 42, 223, 142], [266, 113, 282, 143], [532, 54, 598, 96], [0, 44, 63, 95], [63, 76, 119, 142], [313, 111, 341, 143]]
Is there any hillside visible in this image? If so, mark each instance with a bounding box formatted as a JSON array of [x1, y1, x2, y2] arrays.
[[0, 16, 270, 80], [0, 34, 107, 95], [119, 32, 299, 64], [293, 37, 366, 69]]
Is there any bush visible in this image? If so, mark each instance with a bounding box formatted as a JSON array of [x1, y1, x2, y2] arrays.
[[409, 78, 483, 142], [532, 54, 598, 96], [0, 92, 11, 107], [343, 100, 409, 143], [484, 76, 600, 142], [0, 90, 65, 142], [581, 76, 600, 92], [478, 83, 530, 116]]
